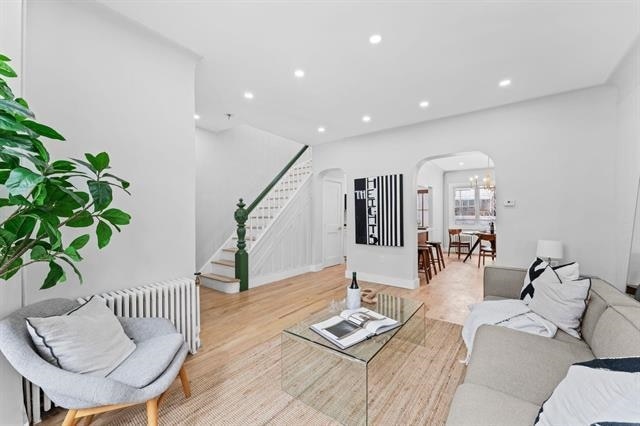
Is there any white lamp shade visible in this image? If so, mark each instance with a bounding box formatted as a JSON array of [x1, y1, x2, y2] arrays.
[[536, 240, 563, 260]]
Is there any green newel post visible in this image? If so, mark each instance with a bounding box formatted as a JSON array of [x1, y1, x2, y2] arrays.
[[234, 198, 249, 292]]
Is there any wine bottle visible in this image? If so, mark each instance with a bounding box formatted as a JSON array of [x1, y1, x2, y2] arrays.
[[347, 272, 361, 309], [350, 272, 359, 289]]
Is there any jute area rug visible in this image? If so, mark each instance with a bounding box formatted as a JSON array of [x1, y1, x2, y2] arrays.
[[95, 319, 466, 425]]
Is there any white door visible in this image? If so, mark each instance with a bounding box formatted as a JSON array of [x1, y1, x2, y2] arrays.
[[323, 178, 344, 267]]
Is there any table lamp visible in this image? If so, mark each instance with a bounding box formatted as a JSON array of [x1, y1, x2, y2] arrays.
[[537, 240, 563, 265]]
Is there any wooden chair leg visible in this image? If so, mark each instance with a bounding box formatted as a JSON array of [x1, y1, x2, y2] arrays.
[[146, 398, 159, 426], [179, 365, 192, 398], [62, 410, 78, 426], [439, 245, 446, 269]]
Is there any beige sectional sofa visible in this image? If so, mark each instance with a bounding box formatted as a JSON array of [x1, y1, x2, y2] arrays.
[[446, 265, 640, 426]]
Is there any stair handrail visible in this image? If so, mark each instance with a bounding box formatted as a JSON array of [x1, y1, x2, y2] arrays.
[[234, 145, 309, 291]]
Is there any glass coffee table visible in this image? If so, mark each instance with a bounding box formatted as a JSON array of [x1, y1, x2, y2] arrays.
[[281, 293, 425, 426]]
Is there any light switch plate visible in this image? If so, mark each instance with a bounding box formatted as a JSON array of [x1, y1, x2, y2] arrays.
[[504, 200, 516, 207]]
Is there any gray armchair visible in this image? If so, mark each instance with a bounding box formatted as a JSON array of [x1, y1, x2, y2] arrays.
[[0, 298, 191, 426]]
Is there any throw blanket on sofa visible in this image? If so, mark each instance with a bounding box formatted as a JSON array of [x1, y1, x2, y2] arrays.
[[462, 299, 558, 362]]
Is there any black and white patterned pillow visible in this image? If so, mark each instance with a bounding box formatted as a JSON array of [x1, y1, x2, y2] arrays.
[[520, 258, 580, 303], [535, 357, 640, 426]]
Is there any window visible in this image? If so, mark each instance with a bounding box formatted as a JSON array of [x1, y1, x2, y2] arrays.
[[454, 186, 496, 226], [417, 189, 429, 228]]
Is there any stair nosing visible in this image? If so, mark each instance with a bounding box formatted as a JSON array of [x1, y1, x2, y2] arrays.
[[200, 273, 239, 284]]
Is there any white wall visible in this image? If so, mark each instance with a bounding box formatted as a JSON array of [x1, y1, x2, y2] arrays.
[[416, 162, 444, 243], [609, 37, 640, 288], [195, 125, 303, 268], [313, 86, 618, 289], [22, 0, 198, 303]]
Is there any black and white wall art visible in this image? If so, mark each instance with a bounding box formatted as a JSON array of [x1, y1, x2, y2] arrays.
[[354, 174, 404, 247]]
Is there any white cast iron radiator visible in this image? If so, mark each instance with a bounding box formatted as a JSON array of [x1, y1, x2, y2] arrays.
[[24, 277, 200, 423]]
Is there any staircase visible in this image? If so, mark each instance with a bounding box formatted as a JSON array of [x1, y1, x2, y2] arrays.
[[199, 148, 312, 293]]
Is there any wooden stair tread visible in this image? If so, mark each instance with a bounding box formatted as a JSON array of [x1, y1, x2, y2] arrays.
[[200, 273, 239, 283], [222, 248, 238, 253], [212, 259, 235, 267]]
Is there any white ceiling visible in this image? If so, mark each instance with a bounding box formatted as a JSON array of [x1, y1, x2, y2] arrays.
[[101, 1, 639, 145], [429, 152, 495, 172]]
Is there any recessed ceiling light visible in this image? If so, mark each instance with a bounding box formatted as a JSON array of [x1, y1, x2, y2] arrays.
[[419, 100, 430, 108], [317, 127, 325, 133], [244, 91, 254, 99], [459, 162, 464, 166], [193, 114, 200, 120], [369, 34, 382, 45], [362, 115, 371, 123], [498, 79, 512, 88], [294, 69, 305, 78]]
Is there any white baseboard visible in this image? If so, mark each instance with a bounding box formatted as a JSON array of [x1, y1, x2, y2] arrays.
[[345, 270, 419, 289], [251, 265, 316, 288], [309, 263, 324, 272]]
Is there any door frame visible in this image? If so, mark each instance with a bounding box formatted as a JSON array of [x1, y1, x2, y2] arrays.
[[322, 176, 345, 268]]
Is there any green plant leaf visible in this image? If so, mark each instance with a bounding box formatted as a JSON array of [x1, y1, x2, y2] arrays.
[[0, 113, 31, 133], [101, 208, 131, 226], [14, 98, 28, 108], [69, 234, 90, 250], [5, 167, 44, 196], [63, 246, 82, 261], [5, 216, 37, 239], [50, 160, 75, 172], [96, 220, 112, 249], [0, 229, 16, 245], [0, 99, 34, 119], [88, 180, 112, 211], [21, 120, 65, 140], [65, 210, 94, 228], [41, 221, 62, 250], [30, 245, 49, 260], [41, 261, 65, 289], [0, 258, 23, 280], [85, 152, 110, 172], [103, 173, 130, 189], [71, 158, 96, 173], [0, 81, 14, 99], [58, 256, 83, 284], [0, 61, 17, 77]]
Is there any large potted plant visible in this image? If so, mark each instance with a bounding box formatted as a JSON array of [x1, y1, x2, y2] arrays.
[[0, 53, 131, 288]]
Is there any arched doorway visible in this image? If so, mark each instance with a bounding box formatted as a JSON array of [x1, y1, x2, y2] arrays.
[[415, 151, 497, 276]]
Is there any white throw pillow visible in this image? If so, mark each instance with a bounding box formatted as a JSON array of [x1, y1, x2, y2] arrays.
[[535, 357, 640, 426], [528, 278, 591, 338], [26, 296, 136, 376], [521, 258, 580, 304], [553, 262, 580, 282]]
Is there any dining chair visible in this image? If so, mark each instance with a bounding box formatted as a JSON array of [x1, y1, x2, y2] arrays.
[[448, 229, 471, 259], [477, 233, 497, 268]]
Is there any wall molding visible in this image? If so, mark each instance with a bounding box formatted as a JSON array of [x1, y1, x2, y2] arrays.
[[344, 269, 419, 289]]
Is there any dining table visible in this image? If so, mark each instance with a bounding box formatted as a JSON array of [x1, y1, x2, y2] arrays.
[[461, 230, 496, 263]]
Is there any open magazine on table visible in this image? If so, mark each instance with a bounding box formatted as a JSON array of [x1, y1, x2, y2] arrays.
[[310, 307, 400, 349]]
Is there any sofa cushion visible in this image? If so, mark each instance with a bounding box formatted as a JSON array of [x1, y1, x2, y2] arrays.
[[445, 383, 540, 426], [464, 325, 593, 405], [590, 305, 640, 358], [107, 333, 185, 388], [582, 279, 639, 346]]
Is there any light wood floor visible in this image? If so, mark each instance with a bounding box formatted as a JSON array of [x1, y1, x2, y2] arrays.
[[42, 255, 486, 425]]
